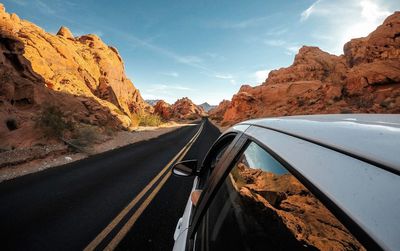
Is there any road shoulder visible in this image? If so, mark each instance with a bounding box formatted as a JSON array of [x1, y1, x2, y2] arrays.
[[0, 124, 193, 182]]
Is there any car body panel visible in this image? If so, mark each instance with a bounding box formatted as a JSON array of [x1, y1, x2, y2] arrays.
[[173, 115, 400, 251], [173, 177, 199, 251], [240, 114, 400, 172]]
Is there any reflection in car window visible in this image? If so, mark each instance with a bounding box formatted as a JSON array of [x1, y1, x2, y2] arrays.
[[195, 141, 365, 251]]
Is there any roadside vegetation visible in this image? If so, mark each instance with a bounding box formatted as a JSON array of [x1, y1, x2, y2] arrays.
[[35, 104, 100, 153], [138, 113, 163, 126]]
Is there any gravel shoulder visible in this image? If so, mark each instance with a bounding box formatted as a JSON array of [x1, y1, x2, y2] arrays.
[[0, 123, 191, 182]]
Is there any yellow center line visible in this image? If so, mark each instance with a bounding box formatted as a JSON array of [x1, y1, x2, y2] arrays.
[[84, 121, 204, 251]]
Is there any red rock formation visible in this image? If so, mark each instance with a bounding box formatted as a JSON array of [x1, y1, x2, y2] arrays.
[[214, 12, 400, 125], [209, 99, 230, 122], [0, 4, 150, 129], [232, 163, 365, 250], [153, 100, 172, 120], [0, 4, 150, 148], [171, 97, 205, 120]]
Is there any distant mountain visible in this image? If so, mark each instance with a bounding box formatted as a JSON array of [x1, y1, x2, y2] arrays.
[[145, 99, 161, 106], [199, 102, 216, 112]]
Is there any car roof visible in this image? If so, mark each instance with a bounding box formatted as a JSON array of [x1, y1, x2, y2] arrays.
[[238, 114, 400, 174]]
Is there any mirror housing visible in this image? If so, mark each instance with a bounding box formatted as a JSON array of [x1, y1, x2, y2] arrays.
[[172, 159, 198, 177]]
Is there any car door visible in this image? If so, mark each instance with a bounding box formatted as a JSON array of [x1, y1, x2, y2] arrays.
[[188, 136, 368, 251], [173, 126, 249, 251]]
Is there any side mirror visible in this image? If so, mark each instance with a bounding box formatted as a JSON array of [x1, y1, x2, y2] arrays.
[[172, 159, 198, 177]]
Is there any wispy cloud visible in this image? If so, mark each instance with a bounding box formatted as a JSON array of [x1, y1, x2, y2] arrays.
[[300, 0, 321, 21], [141, 84, 196, 104], [264, 39, 301, 55], [300, 0, 395, 54], [146, 84, 193, 92], [160, 72, 179, 77], [215, 74, 233, 79], [108, 29, 216, 74], [205, 15, 275, 29], [266, 27, 288, 36]]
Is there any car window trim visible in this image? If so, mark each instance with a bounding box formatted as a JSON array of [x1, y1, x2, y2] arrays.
[[188, 133, 248, 240], [244, 130, 383, 251], [186, 131, 245, 251]]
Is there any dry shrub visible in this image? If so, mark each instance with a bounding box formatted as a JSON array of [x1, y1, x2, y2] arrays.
[[36, 104, 72, 138], [138, 113, 162, 126], [69, 124, 100, 148]]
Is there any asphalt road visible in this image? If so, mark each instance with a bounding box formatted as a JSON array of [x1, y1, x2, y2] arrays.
[[0, 118, 221, 251]]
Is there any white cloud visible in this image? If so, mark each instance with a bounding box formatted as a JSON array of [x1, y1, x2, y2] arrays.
[[160, 72, 179, 77], [254, 70, 271, 83], [230, 79, 237, 85], [215, 74, 233, 79], [208, 16, 273, 29], [300, 0, 321, 21], [300, 0, 397, 54]]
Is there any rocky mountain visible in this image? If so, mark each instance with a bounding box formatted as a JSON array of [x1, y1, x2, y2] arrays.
[[209, 100, 230, 122], [153, 100, 172, 120], [145, 99, 161, 106], [210, 12, 400, 125], [154, 98, 205, 120], [198, 102, 216, 112], [0, 4, 150, 148], [171, 97, 206, 120]]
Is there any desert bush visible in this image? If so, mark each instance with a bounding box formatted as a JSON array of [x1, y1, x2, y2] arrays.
[[68, 124, 100, 149], [36, 104, 72, 138], [138, 113, 162, 126]]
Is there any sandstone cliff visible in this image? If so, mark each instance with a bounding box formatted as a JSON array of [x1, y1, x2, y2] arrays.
[[154, 98, 205, 120], [153, 100, 172, 120], [211, 12, 400, 125], [0, 4, 149, 148], [171, 97, 205, 120]]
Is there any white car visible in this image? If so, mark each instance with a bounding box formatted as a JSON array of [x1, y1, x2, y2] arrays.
[[172, 114, 400, 251]]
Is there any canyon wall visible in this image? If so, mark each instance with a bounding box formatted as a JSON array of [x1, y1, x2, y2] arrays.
[[0, 4, 150, 148], [211, 12, 400, 125]]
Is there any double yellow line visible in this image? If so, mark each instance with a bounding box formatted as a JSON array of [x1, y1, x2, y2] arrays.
[[84, 121, 204, 251]]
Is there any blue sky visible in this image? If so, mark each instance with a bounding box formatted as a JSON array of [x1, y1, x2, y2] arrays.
[[3, 0, 399, 104]]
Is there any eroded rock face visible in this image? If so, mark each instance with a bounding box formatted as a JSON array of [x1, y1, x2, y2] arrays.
[[0, 4, 149, 148], [153, 100, 172, 120], [171, 97, 205, 120], [213, 12, 400, 125], [0, 4, 149, 129], [209, 99, 230, 122]]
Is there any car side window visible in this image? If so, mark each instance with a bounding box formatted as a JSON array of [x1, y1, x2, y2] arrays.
[[198, 135, 236, 186], [195, 141, 365, 251]]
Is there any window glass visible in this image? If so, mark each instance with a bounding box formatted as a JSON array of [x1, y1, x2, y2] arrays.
[[195, 141, 365, 251]]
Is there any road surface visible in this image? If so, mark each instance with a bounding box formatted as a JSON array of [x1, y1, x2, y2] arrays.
[[0, 118, 221, 250]]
